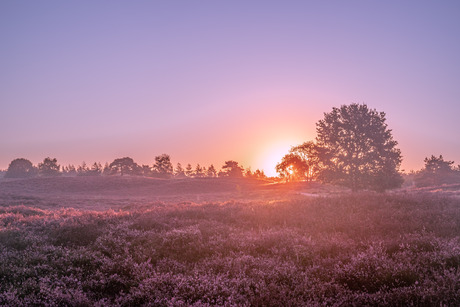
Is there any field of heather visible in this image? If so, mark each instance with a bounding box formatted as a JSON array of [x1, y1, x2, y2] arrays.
[[1, 177, 460, 306]]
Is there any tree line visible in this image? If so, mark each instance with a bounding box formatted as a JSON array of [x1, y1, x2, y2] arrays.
[[3, 155, 267, 180], [275, 103, 460, 191], [4, 103, 459, 191]]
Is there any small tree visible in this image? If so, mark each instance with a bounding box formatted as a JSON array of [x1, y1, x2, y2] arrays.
[[102, 163, 111, 176], [62, 164, 77, 176], [194, 164, 205, 177], [108, 157, 140, 176], [88, 162, 102, 176], [38, 157, 61, 177], [316, 104, 403, 192], [221, 161, 244, 177], [152, 154, 173, 178], [206, 164, 217, 177], [77, 162, 89, 176], [175, 163, 186, 178], [141, 165, 152, 177], [276, 153, 308, 181], [185, 164, 194, 177], [253, 169, 266, 179], [414, 155, 459, 187], [290, 141, 320, 181], [5, 158, 37, 178]]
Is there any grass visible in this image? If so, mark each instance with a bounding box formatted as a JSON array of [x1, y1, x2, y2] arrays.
[[1, 189, 460, 305]]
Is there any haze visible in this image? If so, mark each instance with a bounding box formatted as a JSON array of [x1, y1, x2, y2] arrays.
[[1, 1, 460, 176]]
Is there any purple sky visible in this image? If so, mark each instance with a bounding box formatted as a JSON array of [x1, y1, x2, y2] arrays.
[[1, 1, 460, 176]]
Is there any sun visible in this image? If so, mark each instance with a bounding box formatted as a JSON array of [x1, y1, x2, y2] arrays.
[[260, 143, 294, 177]]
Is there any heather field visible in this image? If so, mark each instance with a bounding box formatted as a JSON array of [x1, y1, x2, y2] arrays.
[[1, 178, 460, 306]]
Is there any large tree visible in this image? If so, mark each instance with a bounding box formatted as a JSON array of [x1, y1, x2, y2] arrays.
[[316, 103, 403, 192], [5, 158, 37, 178]]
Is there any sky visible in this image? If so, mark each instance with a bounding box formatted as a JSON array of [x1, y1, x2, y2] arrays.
[[1, 1, 460, 176]]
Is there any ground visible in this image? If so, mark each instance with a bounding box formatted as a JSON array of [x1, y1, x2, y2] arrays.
[[1, 176, 460, 306]]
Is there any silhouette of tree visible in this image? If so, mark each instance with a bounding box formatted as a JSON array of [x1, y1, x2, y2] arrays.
[[316, 104, 403, 192], [221, 160, 244, 177], [276, 141, 320, 182], [77, 162, 89, 176], [253, 169, 266, 179], [245, 168, 253, 178], [108, 157, 140, 176], [102, 163, 111, 176], [194, 164, 205, 177], [38, 157, 61, 177], [141, 165, 152, 177], [414, 155, 459, 187], [152, 154, 173, 178], [290, 141, 320, 181], [5, 158, 37, 178], [276, 153, 308, 181], [62, 164, 77, 176], [185, 164, 194, 177], [89, 162, 102, 176], [174, 163, 186, 178], [206, 164, 217, 177]]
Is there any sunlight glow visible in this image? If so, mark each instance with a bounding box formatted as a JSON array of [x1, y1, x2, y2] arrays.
[[260, 142, 296, 177]]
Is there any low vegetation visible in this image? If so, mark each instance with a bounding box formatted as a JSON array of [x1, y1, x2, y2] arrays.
[[1, 192, 460, 305]]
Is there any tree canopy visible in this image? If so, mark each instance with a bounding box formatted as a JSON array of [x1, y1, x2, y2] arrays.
[[316, 103, 403, 192], [38, 157, 61, 177], [276, 141, 319, 182], [5, 158, 37, 178], [152, 154, 173, 178], [108, 157, 140, 176], [414, 155, 460, 187], [220, 161, 244, 177]]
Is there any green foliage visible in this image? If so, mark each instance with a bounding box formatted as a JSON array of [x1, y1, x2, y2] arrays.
[[316, 104, 403, 191]]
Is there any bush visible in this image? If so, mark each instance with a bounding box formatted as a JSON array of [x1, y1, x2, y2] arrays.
[[1, 194, 460, 305]]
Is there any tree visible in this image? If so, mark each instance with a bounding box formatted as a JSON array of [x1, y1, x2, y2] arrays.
[[5, 158, 37, 178], [414, 155, 459, 187], [102, 163, 111, 176], [88, 162, 102, 176], [253, 169, 266, 179], [276, 153, 308, 181], [185, 164, 194, 177], [194, 164, 205, 177], [276, 141, 320, 182], [141, 164, 152, 177], [220, 160, 244, 177], [206, 164, 217, 177], [152, 154, 173, 178], [108, 157, 140, 176], [38, 157, 61, 177], [174, 163, 186, 178], [290, 141, 320, 181], [62, 164, 76, 176], [316, 104, 403, 192], [77, 162, 89, 176]]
